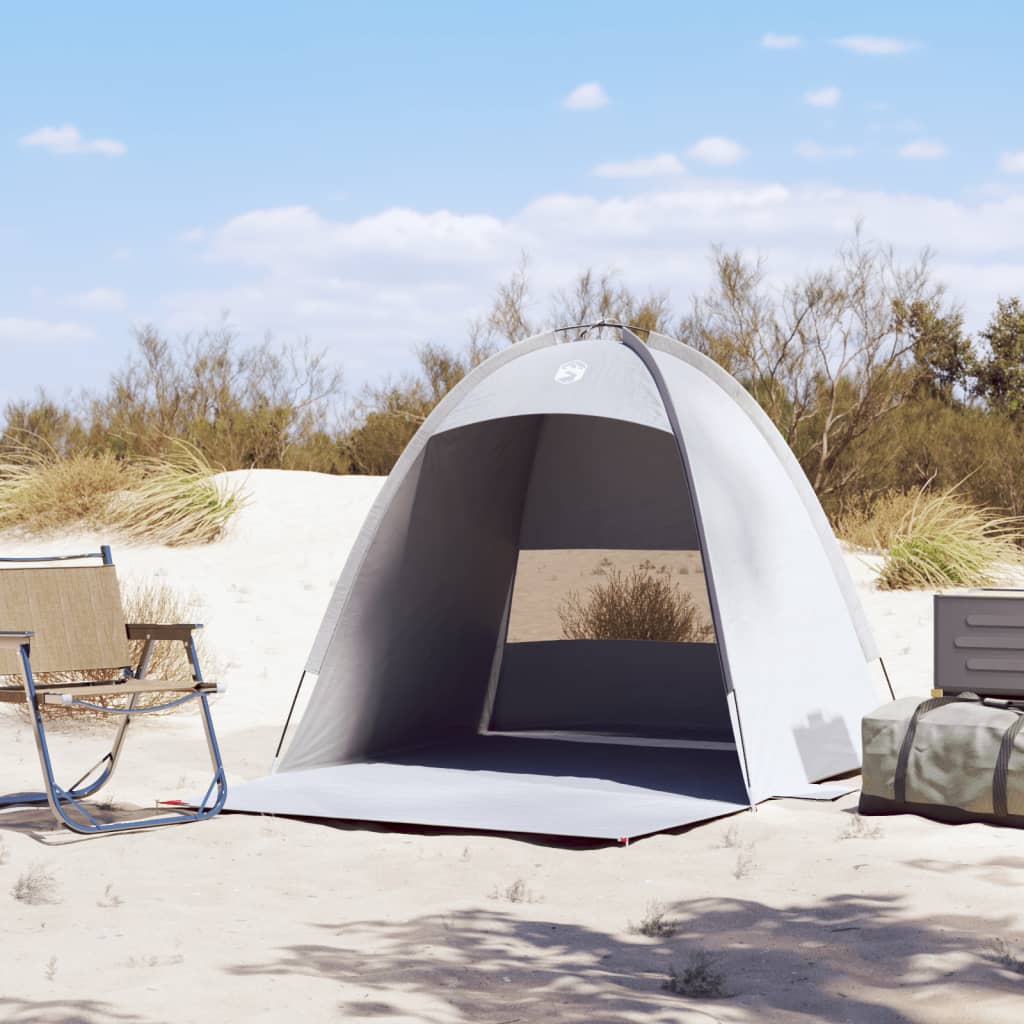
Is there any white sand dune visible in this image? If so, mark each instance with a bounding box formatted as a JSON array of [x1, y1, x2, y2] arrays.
[[1, 470, 1023, 1023]]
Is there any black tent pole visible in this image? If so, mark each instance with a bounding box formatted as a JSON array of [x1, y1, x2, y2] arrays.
[[273, 670, 307, 770]]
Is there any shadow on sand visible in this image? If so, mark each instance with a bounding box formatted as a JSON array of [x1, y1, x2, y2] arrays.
[[0, 997, 150, 1023], [226, 893, 1024, 1023]]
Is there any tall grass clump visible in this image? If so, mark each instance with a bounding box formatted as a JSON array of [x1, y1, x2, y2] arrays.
[[868, 486, 1023, 590], [559, 568, 714, 643], [0, 440, 245, 545], [112, 441, 246, 546], [0, 448, 137, 535]]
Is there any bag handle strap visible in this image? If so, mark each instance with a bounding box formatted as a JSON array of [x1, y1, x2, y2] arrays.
[[993, 713, 1024, 817], [894, 694, 980, 804]]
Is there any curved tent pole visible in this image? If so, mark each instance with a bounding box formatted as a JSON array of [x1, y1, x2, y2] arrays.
[[618, 326, 755, 802], [553, 319, 653, 341]]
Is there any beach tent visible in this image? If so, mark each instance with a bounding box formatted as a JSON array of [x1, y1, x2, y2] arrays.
[[226, 326, 884, 840]]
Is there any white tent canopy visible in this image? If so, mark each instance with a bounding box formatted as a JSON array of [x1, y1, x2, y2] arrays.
[[226, 327, 883, 840]]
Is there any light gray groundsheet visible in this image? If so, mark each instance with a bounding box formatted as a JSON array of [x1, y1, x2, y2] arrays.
[[224, 736, 850, 841]]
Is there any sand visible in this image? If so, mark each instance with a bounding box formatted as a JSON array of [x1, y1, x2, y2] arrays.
[[1, 470, 1023, 1024]]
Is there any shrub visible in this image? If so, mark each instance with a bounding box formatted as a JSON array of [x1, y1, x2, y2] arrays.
[[871, 486, 1022, 590], [630, 900, 677, 938], [558, 568, 714, 643], [11, 864, 60, 905], [662, 950, 727, 999]]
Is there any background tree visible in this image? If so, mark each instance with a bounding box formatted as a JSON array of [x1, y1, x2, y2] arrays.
[[679, 236, 944, 503], [974, 297, 1024, 415]]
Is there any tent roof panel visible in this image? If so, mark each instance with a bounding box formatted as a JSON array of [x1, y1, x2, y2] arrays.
[[436, 338, 671, 436]]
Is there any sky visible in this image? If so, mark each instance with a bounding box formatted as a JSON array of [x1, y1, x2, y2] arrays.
[[2, 2, 1023, 404]]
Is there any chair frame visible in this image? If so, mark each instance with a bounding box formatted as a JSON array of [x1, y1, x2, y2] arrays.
[[0, 546, 227, 834]]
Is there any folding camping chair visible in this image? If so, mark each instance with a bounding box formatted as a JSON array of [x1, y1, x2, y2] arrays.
[[0, 546, 226, 834]]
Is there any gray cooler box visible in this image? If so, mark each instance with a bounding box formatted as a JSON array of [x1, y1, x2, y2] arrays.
[[935, 592, 1024, 697], [860, 694, 1024, 826]]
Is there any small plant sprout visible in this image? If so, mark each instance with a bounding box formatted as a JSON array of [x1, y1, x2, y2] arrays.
[[45, 956, 57, 982], [488, 878, 537, 904], [991, 938, 1024, 975], [0, 836, 8, 865], [630, 900, 677, 938], [11, 864, 60, 905], [716, 822, 743, 849], [663, 949, 727, 998], [97, 883, 123, 908], [732, 847, 757, 880], [838, 814, 884, 840]]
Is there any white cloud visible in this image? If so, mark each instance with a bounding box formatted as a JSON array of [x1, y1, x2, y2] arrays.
[[999, 151, 1024, 174], [163, 178, 1024, 388], [796, 141, 858, 160], [207, 205, 507, 274], [19, 124, 126, 157], [834, 35, 918, 56], [804, 86, 841, 109], [687, 137, 747, 166], [760, 32, 801, 49], [562, 82, 609, 111], [67, 288, 125, 312], [899, 139, 947, 160], [0, 317, 93, 343], [592, 153, 685, 179], [178, 227, 206, 243]]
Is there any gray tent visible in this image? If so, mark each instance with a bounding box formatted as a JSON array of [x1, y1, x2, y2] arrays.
[[226, 327, 884, 840]]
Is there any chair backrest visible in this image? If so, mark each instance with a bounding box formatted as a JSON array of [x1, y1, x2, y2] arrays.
[[0, 561, 129, 675]]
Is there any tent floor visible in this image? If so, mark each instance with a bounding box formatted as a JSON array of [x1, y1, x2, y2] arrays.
[[223, 734, 754, 840]]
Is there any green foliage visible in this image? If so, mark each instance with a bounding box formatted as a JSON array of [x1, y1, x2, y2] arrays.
[[894, 298, 975, 401], [343, 342, 479, 474], [974, 297, 1024, 416], [831, 398, 1024, 520]]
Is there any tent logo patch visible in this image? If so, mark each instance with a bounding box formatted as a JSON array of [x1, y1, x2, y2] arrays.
[[554, 360, 588, 384]]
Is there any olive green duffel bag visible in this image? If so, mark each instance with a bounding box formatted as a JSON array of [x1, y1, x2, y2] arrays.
[[860, 694, 1024, 826]]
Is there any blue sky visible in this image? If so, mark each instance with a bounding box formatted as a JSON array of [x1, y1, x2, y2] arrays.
[[3, 3, 1023, 403]]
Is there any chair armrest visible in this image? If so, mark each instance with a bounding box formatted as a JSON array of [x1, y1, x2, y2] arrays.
[[0, 630, 33, 649], [125, 623, 203, 641]]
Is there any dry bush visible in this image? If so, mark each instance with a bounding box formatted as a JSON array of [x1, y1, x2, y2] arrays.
[[111, 441, 247, 546], [835, 490, 922, 551], [488, 877, 539, 904], [11, 864, 60, 905], [871, 486, 1022, 590], [662, 949, 727, 999], [630, 900, 677, 938], [0, 441, 245, 546], [0, 449, 138, 534], [559, 568, 714, 643]]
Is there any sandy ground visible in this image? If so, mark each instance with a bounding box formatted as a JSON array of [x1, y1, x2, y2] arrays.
[[1, 470, 1023, 1024]]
